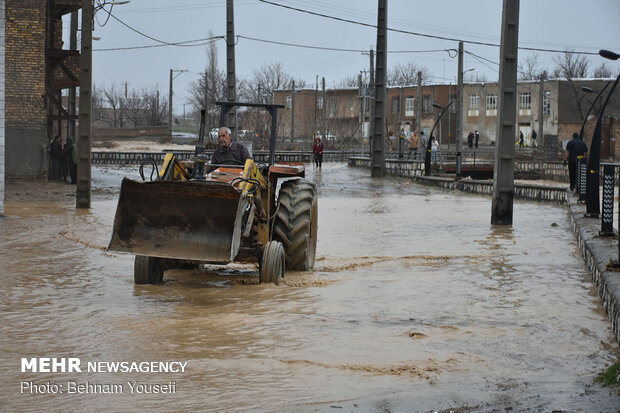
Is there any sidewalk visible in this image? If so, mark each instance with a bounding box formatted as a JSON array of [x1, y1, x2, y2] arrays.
[[567, 191, 620, 344]]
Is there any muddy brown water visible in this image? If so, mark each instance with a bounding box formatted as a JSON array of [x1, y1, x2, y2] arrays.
[[1, 163, 619, 412]]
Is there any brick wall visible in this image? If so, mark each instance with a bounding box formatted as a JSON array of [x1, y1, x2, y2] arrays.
[[0, 0, 5, 213], [5, 0, 47, 178]]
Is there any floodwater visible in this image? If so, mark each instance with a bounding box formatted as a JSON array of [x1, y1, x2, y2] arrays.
[[1, 163, 619, 412]]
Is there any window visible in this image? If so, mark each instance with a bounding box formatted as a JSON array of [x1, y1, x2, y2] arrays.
[[286, 95, 292, 109], [486, 93, 497, 116], [543, 91, 551, 115], [348, 96, 354, 111], [391, 96, 400, 114], [449, 95, 456, 113], [317, 97, 323, 110], [328, 97, 336, 118], [405, 97, 415, 117], [468, 94, 479, 116], [422, 96, 432, 113], [519, 92, 531, 115]]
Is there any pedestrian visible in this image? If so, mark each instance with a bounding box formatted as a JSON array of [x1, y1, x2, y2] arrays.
[[519, 130, 524, 147], [467, 131, 474, 148], [431, 136, 439, 163], [407, 131, 420, 160], [49, 135, 63, 181], [474, 130, 480, 149], [64, 137, 77, 184], [531, 129, 537, 148], [313, 136, 324, 168], [418, 130, 426, 149], [565, 132, 588, 191]]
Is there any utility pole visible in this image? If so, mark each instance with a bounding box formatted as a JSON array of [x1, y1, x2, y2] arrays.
[[226, 0, 237, 138], [538, 75, 544, 148], [371, 0, 387, 177], [416, 71, 422, 132], [322, 77, 326, 141], [369, 48, 375, 157], [68, 11, 77, 142], [491, 0, 520, 225], [358, 73, 363, 142], [77, 0, 93, 209], [169, 69, 173, 137], [456, 41, 464, 176], [291, 80, 295, 140]]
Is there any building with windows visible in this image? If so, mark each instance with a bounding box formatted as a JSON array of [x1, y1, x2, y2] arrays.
[[275, 78, 619, 155]]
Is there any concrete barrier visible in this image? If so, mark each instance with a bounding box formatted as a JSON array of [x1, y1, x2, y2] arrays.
[[348, 157, 568, 203]]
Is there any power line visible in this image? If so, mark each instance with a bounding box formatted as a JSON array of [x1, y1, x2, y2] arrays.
[[94, 37, 223, 52], [257, 0, 601, 56], [237, 35, 448, 54]]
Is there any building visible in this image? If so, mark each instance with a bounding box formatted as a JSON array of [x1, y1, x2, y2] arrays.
[[5, 0, 79, 180], [275, 78, 620, 156]]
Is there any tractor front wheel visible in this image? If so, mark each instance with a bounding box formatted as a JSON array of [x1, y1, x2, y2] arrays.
[[273, 179, 318, 271], [134, 255, 166, 284], [259, 241, 285, 285], [134, 256, 196, 284]]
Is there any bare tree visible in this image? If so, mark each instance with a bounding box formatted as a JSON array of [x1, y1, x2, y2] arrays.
[[518, 53, 548, 80], [141, 87, 168, 126], [187, 35, 227, 130], [592, 62, 613, 78], [464, 71, 489, 83], [124, 89, 146, 127], [552, 50, 589, 79], [387, 62, 430, 86], [553, 50, 590, 121], [92, 83, 105, 122], [335, 75, 360, 88], [102, 83, 123, 127]]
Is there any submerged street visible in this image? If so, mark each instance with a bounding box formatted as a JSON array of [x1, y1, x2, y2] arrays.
[[1, 163, 619, 412]]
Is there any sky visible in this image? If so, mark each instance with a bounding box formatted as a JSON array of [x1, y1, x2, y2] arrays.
[[68, 0, 620, 113]]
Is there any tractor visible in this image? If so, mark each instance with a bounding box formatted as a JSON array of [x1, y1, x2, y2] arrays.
[[108, 102, 318, 285]]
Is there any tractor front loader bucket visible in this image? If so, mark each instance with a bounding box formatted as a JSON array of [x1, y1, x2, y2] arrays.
[[108, 178, 243, 262]]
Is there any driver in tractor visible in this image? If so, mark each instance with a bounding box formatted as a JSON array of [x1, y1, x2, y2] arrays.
[[212, 126, 251, 166]]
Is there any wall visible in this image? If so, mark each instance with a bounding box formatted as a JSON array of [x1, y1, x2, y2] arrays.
[[0, 0, 5, 213], [5, 0, 47, 179]]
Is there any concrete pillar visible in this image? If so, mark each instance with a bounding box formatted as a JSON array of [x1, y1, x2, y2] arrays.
[[491, 0, 520, 225]]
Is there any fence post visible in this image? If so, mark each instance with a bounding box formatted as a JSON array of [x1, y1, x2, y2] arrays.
[[601, 164, 615, 236], [578, 157, 587, 202]]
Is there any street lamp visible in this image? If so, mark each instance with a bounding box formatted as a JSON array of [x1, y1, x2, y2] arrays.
[[584, 49, 620, 217], [580, 84, 609, 140], [425, 101, 454, 176]]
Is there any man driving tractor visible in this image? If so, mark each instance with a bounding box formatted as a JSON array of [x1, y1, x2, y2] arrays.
[[212, 126, 251, 165]]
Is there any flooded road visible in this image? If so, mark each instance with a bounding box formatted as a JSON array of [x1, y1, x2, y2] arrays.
[[1, 163, 618, 412]]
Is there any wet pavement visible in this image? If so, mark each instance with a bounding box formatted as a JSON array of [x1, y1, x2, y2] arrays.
[[1, 163, 619, 412]]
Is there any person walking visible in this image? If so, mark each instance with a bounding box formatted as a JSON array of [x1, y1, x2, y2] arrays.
[[531, 129, 537, 148], [565, 132, 588, 191], [63, 138, 77, 184], [474, 130, 480, 149], [467, 131, 474, 148], [49, 135, 63, 181], [519, 130, 524, 147], [313, 136, 324, 168], [407, 131, 420, 160], [431, 136, 439, 163]]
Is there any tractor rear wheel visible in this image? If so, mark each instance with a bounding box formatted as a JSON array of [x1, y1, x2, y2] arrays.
[[273, 179, 318, 271], [260, 241, 285, 284]]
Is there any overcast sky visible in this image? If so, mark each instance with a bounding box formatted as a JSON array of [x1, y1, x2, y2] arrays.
[[69, 0, 620, 111]]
